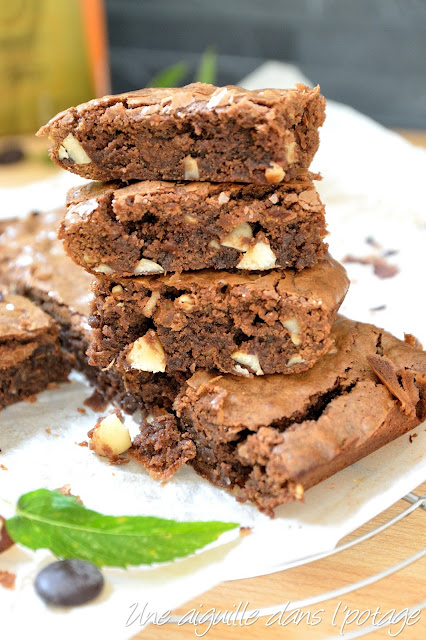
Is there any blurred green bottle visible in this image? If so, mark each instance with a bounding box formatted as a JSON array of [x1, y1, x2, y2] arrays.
[[0, 0, 109, 135]]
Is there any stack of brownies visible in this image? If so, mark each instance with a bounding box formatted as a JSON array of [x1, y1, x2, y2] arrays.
[[33, 83, 426, 514]]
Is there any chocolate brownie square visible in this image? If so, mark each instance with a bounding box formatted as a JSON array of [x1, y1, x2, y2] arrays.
[[37, 83, 325, 184], [60, 171, 327, 275], [0, 293, 70, 409], [172, 317, 426, 514], [89, 254, 349, 377]]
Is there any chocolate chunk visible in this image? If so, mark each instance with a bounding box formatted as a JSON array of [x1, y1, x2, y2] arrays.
[[34, 559, 104, 606]]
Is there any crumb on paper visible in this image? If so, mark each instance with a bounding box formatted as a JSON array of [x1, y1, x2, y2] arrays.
[[45, 428, 59, 437], [46, 382, 59, 390], [0, 465, 7, 471], [409, 433, 418, 443], [0, 570, 15, 590], [77, 440, 88, 447], [56, 484, 83, 504], [83, 388, 108, 412], [24, 394, 37, 403], [404, 333, 423, 350], [239, 526, 252, 537], [109, 457, 130, 466], [77, 407, 86, 415], [0, 516, 14, 554], [343, 254, 399, 279]]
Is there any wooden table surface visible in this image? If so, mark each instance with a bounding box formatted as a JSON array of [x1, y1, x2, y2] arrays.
[[1, 130, 425, 640]]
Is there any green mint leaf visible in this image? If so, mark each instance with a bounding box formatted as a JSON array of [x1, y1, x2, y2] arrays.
[[5, 489, 239, 568], [148, 62, 189, 88], [195, 47, 216, 84]]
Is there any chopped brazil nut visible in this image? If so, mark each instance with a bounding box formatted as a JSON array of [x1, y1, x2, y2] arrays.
[[89, 414, 132, 457]]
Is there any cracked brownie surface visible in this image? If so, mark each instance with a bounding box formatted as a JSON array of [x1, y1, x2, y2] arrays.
[[37, 83, 325, 184], [61, 172, 327, 275], [89, 254, 349, 377], [0, 293, 70, 409], [172, 316, 426, 514]]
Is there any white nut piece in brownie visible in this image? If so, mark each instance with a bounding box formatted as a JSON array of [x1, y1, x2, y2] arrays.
[[183, 155, 199, 180], [127, 330, 166, 372], [58, 134, 91, 164], [264, 161, 285, 183], [94, 263, 115, 274], [236, 240, 277, 270], [134, 258, 164, 275], [231, 351, 264, 375], [221, 223, 253, 251], [142, 291, 160, 317]]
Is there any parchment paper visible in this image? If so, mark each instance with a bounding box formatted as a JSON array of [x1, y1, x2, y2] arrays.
[[0, 62, 425, 640]]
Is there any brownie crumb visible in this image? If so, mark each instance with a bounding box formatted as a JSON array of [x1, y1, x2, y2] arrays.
[[0, 516, 14, 554], [108, 457, 130, 466], [239, 526, 252, 537], [84, 388, 108, 412], [404, 333, 423, 350], [343, 254, 399, 279], [45, 428, 51, 434], [77, 440, 88, 447], [0, 570, 16, 590], [0, 465, 7, 471], [128, 410, 196, 480], [77, 407, 86, 414], [409, 433, 418, 443]]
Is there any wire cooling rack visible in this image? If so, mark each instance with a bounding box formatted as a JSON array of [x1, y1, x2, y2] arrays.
[[166, 489, 426, 637]]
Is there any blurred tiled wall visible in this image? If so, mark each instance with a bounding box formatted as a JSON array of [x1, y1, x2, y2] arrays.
[[106, 0, 426, 128]]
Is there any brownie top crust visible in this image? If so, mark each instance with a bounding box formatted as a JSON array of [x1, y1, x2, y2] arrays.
[[36, 82, 325, 183], [62, 170, 327, 275], [39, 82, 324, 134], [65, 170, 321, 215], [106, 253, 348, 315], [0, 210, 94, 323], [0, 293, 53, 340]]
